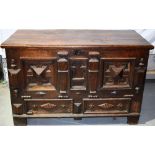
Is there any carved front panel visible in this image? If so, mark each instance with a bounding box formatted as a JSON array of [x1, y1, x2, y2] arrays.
[[26, 99, 73, 114], [6, 48, 148, 120], [22, 59, 57, 94], [70, 57, 88, 90], [102, 58, 135, 89], [83, 98, 131, 114]]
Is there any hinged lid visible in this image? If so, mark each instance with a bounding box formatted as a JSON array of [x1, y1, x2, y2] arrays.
[[1, 30, 154, 49]]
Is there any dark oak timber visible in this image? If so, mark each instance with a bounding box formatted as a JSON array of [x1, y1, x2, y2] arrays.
[[1, 30, 154, 125], [13, 117, 27, 126]]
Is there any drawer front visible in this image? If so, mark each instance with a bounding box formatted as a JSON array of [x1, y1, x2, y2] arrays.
[[26, 99, 73, 114], [99, 89, 134, 98], [83, 98, 131, 114], [22, 90, 59, 99]]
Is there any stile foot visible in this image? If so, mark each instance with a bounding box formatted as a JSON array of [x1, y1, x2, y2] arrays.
[[127, 116, 139, 125], [13, 117, 27, 126]]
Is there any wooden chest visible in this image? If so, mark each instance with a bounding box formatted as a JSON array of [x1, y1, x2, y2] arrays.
[[1, 30, 154, 125]]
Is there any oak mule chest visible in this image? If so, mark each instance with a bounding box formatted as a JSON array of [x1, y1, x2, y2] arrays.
[[1, 30, 154, 125]]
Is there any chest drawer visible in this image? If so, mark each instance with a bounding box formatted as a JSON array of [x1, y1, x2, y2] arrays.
[[99, 89, 134, 98], [22, 90, 59, 99], [25, 99, 73, 114], [83, 98, 131, 114]]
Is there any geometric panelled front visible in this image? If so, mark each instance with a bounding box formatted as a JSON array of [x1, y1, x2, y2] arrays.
[[7, 51, 148, 126], [101, 58, 135, 89], [10, 54, 141, 119]]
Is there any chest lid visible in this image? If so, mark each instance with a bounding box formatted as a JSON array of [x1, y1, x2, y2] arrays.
[[1, 29, 154, 49]]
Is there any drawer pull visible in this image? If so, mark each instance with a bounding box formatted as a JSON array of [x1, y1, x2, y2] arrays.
[[35, 91, 46, 95]]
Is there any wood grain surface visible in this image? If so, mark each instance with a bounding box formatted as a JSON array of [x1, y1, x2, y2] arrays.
[[1, 30, 154, 49]]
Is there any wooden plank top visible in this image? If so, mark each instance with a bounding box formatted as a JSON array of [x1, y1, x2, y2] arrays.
[[1, 30, 154, 49]]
